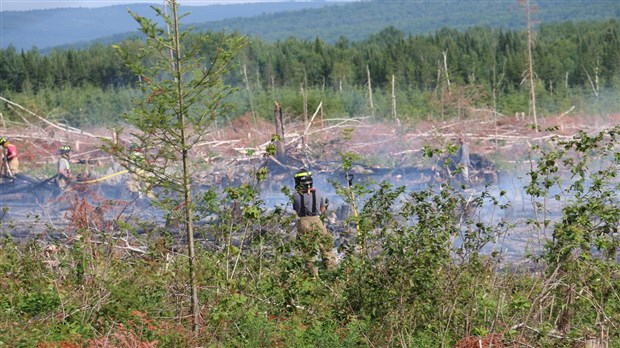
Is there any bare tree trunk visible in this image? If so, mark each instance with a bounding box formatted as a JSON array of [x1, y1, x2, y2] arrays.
[[301, 78, 308, 145], [595, 61, 599, 93], [492, 82, 499, 149], [435, 60, 442, 95], [391, 74, 400, 125], [366, 65, 375, 116], [443, 50, 451, 94], [436, 59, 446, 122], [111, 129, 119, 146], [584, 65, 600, 97], [243, 63, 257, 127], [274, 101, 286, 164], [441, 89, 445, 122], [0, 112, 5, 129], [549, 80, 553, 95], [524, 0, 538, 131], [492, 59, 504, 150], [256, 69, 260, 90]]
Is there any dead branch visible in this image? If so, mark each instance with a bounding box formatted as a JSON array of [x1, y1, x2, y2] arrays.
[[114, 237, 147, 254], [558, 106, 575, 119], [306, 118, 364, 137], [583, 67, 599, 97], [303, 101, 323, 136], [194, 139, 241, 148], [0, 96, 111, 140], [266, 156, 297, 170], [6, 104, 32, 126]]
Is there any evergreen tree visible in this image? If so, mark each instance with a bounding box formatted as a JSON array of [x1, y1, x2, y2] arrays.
[[110, 0, 244, 331]]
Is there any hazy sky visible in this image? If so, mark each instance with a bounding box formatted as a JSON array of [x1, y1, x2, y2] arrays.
[[0, 0, 312, 12]]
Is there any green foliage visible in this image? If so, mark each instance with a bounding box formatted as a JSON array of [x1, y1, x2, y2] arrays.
[[105, 1, 245, 213], [3, 122, 620, 346], [2, 20, 620, 126], [522, 125, 620, 345], [2, 16, 620, 341], [1, 84, 139, 127]]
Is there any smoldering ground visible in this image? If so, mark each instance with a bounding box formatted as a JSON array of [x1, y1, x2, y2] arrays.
[[1, 112, 618, 263]]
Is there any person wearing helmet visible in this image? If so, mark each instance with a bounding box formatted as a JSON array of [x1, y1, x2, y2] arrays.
[[125, 142, 153, 199], [292, 168, 337, 275], [457, 135, 470, 186], [56, 145, 73, 190], [0, 137, 19, 178]]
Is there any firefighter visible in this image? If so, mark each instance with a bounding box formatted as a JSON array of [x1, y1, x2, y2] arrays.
[[0, 137, 19, 178], [292, 168, 337, 275], [125, 143, 153, 199], [457, 135, 470, 186], [56, 145, 73, 190]]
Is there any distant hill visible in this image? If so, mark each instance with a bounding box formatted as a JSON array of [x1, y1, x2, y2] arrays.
[[0, 2, 337, 50], [195, 0, 620, 43], [2, 0, 619, 51]]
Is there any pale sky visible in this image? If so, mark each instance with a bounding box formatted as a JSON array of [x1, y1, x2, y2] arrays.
[[0, 0, 314, 12]]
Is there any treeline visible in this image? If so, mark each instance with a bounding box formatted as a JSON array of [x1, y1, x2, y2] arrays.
[[0, 19, 618, 126]]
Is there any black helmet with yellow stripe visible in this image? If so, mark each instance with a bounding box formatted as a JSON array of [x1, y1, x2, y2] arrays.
[[59, 144, 71, 154], [294, 168, 313, 190]]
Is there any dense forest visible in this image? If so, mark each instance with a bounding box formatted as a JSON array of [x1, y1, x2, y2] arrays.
[[196, 0, 620, 43], [1, 19, 618, 126], [5, 0, 618, 52]]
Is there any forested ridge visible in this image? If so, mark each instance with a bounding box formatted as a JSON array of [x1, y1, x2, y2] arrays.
[[1, 19, 618, 126], [5, 0, 617, 51], [196, 0, 620, 43], [1, 2, 335, 51]]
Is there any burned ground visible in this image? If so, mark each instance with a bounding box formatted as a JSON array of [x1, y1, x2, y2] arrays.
[[0, 111, 618, 259]]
